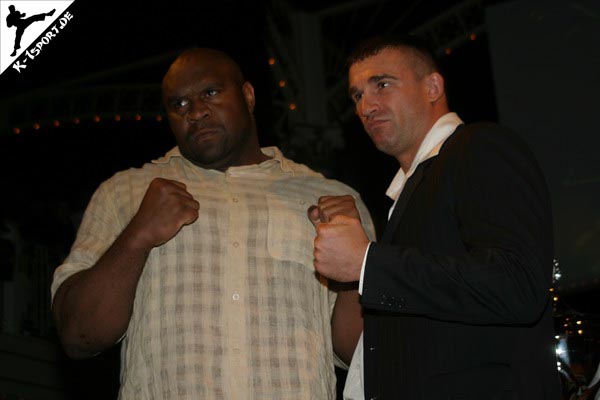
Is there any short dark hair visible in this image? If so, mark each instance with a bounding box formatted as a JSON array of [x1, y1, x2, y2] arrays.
[[347, 34, 442, 80]]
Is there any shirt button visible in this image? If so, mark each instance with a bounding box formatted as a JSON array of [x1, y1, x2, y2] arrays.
[[299, 200, 305, 205], [233, 242, 239, 248], [232, 197, 239, 203], [232, 293, 240, 301]]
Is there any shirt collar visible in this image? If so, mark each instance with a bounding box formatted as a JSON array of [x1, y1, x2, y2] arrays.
[[152, 146, 294, 175], [385, 112, 463, 200]]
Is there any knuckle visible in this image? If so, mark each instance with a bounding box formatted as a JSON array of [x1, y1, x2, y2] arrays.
[[148, 178, 160, 190], [316, 224, 326, 236], [318, 196, 330, 204], [153, 177, 167, 187]]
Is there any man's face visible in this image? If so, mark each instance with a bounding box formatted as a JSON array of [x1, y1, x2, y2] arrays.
[[163, 58, 256, 171], [348, 48, 431, 162]]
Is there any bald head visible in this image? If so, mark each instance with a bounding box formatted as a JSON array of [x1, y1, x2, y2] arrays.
[[161, 47, 266, 171], [162, 48, 244, 94]]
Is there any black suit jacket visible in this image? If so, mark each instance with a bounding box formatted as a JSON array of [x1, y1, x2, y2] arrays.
[[361, 123, 561, 400]]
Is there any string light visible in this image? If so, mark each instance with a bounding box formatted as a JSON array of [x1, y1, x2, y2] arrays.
[[555, 347, 564, 355], [553, 259, 561, 281], [289, 103, 297, 111], [470, 33, 477, 41], [445, 48, 452, 55], [268, 57, 276, 66], [278, 80, 286, 88], [11, 111, 165, 135]]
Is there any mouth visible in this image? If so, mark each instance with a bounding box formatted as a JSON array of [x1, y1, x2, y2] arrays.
[[187, 127, 221, 142], [365, 119, 389, 132]]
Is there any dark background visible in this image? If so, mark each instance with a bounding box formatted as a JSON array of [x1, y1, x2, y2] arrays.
[[0, 0, 598, 399], [0, 0, 503, 255]]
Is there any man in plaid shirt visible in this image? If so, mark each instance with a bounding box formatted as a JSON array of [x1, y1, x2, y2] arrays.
[[51, 48, 374, 399]]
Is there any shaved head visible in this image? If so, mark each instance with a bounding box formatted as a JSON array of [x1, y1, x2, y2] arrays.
[[162, 48, 245, 95], [161, 47, 267, 171]]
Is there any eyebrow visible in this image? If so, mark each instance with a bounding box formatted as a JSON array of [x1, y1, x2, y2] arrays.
[[164, 81, 225, 102], [348, 73, 399, 97], [165, 95, 183, 104]]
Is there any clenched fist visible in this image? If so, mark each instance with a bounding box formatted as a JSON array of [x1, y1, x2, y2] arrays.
[[127, 178, 199, 250], [308, 195, 369, 282]]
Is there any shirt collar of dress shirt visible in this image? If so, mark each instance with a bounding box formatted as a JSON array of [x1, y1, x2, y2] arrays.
[[152, 146, 297, 176], [385, 112, 464, 201]]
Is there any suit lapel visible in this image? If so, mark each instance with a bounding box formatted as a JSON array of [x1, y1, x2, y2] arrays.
[[381, 159, 431, 243]]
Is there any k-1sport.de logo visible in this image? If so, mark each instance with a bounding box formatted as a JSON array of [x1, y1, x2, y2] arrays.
[[0, 1, 75, 76]]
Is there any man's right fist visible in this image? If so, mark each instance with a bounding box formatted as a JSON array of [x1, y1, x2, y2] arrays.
[[127, 178, 199, 250]]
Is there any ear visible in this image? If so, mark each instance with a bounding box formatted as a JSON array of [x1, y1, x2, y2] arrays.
[[425, 72, 445, 103], [242, 82, 256, 113]]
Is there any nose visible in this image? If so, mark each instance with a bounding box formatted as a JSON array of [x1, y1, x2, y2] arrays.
[[187, 99, 210, 123], [357, 94, 379, 120]]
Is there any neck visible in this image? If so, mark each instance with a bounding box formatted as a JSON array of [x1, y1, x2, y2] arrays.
[[397, 109, 449, 173]]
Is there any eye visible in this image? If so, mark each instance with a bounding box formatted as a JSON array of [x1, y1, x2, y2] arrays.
[[172, 98, 189, 109], [377, 81, 389, 89], [205, 89, 218, 97], [352, 93, 363, 103]]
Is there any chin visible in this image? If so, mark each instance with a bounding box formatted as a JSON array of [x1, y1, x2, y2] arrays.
[[370, 133, 389, 150]]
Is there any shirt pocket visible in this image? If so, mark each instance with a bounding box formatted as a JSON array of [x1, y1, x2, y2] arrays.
[[266, 193, 316, 267]]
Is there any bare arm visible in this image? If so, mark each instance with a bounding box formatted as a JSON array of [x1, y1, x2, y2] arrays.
[[309, 195, 368, 365], [52, 178, 199, 358], [331, 286, 363, 365]]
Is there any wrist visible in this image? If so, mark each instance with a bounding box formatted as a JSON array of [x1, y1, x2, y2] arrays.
[[120, 221, 156, 254]]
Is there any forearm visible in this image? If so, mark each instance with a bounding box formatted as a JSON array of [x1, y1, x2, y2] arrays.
[[53, 225, 151, 358], [362, 243, 550, 325], [331, 287, 363, 365]]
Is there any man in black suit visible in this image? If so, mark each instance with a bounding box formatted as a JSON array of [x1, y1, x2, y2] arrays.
[[310, 36, 561, 399]]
